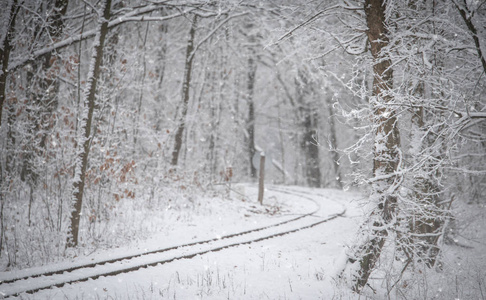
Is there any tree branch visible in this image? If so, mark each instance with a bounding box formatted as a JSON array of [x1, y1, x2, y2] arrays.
[[8, 5, 198, 72], [452, 0, 486, 75]]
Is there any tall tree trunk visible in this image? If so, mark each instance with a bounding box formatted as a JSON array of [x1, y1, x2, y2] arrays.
[[171, 16, 197, 166], [351, 0, 401, 292], [68, 0, 112, 248], [453, 0, 486, 75], [0, 0, 19, 129], [326, 96, 342, 189], [207, 69, 218, 181], [246, 45, 257, 179], [276, 100, 286, 184], [409, 101, 443, 267], [301, 106, 321, 187], [401, 0, 445, 268], [247, 57, 257, 179], [0, 3, 19, 252]]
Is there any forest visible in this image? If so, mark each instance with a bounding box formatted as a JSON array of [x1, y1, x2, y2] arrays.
[[0, 0, 485, 298]]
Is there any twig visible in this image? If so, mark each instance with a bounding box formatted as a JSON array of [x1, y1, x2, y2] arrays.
[[387, 258, 411, 296]]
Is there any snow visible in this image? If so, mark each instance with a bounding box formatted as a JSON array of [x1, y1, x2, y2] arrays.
[[0, 185, 364, 299], [1, 184, 485, 299]]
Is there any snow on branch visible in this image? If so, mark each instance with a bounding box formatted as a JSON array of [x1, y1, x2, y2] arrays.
[[8, 2, 220, 72], [269, 4, 359, 46], [188, 11, 249, 61]]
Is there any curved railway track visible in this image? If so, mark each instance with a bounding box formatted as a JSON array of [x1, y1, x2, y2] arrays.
[[0, 186, 345, 298]]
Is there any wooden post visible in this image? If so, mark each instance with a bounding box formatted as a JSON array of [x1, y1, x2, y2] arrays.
[[258, 152, 265, 205]]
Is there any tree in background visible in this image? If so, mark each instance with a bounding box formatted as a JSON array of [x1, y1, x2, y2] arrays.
[[20, 0, 68, 184], [244, 20, 258, 179], [295, 68, 322, 188], [171, 15, 198, 167]]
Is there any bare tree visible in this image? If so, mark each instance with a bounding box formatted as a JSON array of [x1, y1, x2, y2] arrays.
[[452, 0, 486, 75], [171, 16, 197, 166], [0, 0, 19, 128], [347, 0, 401, 292], [336, 0, 486, 293], [326, 93, 342, 189], [244, 21, 258, 179], [68, 0, 112, 248]]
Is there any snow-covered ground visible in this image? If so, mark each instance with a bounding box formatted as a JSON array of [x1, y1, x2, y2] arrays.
[[1, 184, 485, 299], [0, 185, 364, 299]]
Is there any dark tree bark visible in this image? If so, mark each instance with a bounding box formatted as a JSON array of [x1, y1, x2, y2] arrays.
[[408, 83, 443, 267], [246, 51, 257, 179], [0, 0, 19, 128], [453, 0, 486, 75], [244, 21, 258, 179], [1, 0, 20, 181], [68, 0, 112, 248], [0, 0, 19, 256], [171, 16, 197, 166], [237, 19, 259, 179], [207, 69, 219, 181], [351, 0, 401, 292], [399, 0, 446, 269], [301, 106, 321, 187]]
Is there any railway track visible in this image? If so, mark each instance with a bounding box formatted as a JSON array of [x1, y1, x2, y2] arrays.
[[0, 186, 345, 298]]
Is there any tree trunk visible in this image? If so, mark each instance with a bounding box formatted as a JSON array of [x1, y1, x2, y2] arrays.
[[408, 82, 443, 267], [246, 44, 257, 179], [68, 0, 112, 248], [171, 16, 197, 166], [258, 152, 265, 204], [276, 100, 286, 184], [0, 0, 19, 129], [1, 0, 19, 204], [453, 1, 486, 75], [351, 0, 401, 292], [301, 107, 321, 187], [326, 97, 342, 189]]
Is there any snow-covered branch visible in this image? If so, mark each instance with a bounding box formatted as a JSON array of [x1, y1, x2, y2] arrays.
[[8, 3, 212, 72], [189, 11, 249, 61]]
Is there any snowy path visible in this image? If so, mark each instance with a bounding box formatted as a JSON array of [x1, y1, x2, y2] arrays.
[[1, 185, 363, 299]]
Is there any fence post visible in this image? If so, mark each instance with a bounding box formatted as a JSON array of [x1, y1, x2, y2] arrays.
[[258, 152, 265, 205]]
